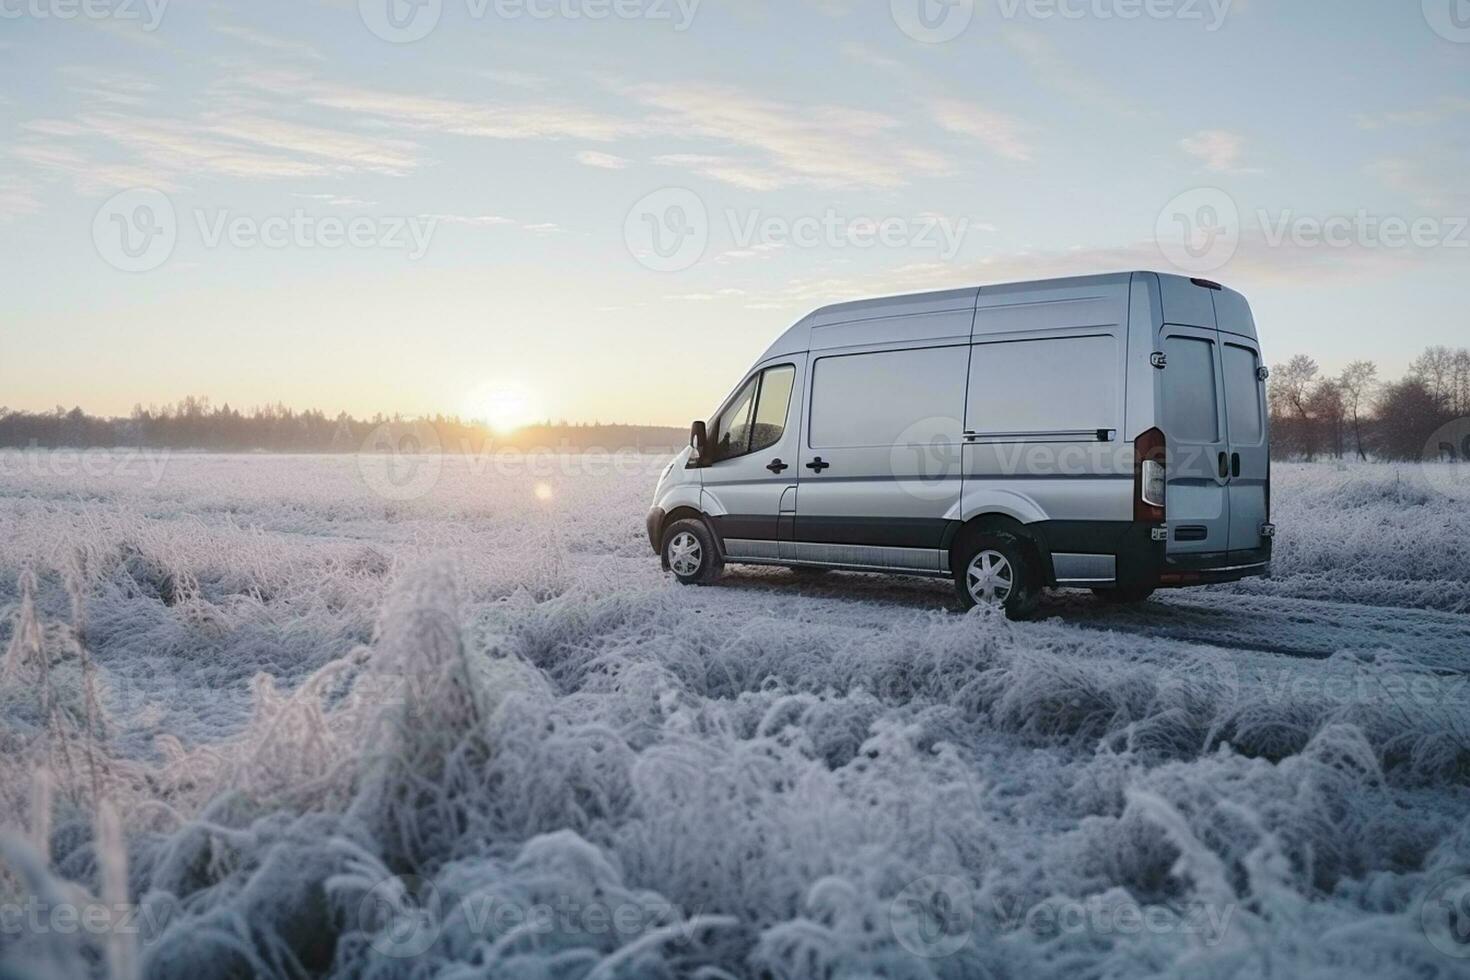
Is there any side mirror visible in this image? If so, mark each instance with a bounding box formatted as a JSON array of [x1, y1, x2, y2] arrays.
[[690, 420, 708, 465]]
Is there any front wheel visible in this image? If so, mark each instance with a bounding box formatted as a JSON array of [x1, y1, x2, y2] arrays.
[[953, 531, 1041, 620], [661, 519, 723, 586]]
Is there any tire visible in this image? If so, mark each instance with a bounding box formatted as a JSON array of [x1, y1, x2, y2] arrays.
[[661, 518, 724, 586], [1092, 586, 1156, 604], [952, 530, 1041, 620]]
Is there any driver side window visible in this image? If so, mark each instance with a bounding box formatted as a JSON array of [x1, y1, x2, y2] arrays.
[[710, 364, 796, 463], [711, 376, 758, 463]]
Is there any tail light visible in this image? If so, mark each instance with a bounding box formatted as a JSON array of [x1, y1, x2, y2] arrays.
[[1134, 427, 1166, 523]]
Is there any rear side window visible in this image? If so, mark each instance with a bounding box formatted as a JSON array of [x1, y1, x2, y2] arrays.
[[1161, 335, 1219, 443], [1223, 344, 1263, 444], [966, 335, 1117, 435], [809, 347, 966, 449]]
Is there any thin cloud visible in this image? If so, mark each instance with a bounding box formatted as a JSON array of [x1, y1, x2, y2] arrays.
[[1367, 155, 1469, 212], [213, 24, 326, 61], [652, 154, 788, 191], [293, 192, 378, 208], [1180, 129, 1261, 175], [931, 99, 1033, 162], [0, 174, 43, 223], [203, 115, 420, 175], [627, 82, 951, 189], [239, 71, 638, 142], [1356, 97, 1470, 130], [576, 150, 631, 170], [1004, 30, 1140, 118], [423, 214, 516, 227]]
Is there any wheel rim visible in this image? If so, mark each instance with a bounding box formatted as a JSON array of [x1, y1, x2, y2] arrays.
[[668, 531, 703, 577], [966, 550, 1014, 605]]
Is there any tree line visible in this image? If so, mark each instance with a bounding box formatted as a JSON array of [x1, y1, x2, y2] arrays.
[[1269, 345, 1469, 461], [0, 397, 688, 454], [2, 345, 1466, 461]]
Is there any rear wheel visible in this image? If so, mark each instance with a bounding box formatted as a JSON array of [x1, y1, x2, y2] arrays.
[[953, 531, 1041, 620], [1092, 586, 1155, 604], [661, 519, 723, 586]]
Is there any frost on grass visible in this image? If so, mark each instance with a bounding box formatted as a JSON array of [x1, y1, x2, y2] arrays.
[[0, 455, 1467, 978]]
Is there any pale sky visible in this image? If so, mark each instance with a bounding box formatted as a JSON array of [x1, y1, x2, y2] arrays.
[[2, 0, 1467, 426]]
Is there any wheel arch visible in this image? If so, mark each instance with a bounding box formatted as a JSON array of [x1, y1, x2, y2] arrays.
[[658, 506, 723, 559], [947, 512, 1051, 584]]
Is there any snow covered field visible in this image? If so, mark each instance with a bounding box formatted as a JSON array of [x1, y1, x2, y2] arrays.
[[1, 452, 1468, 978]]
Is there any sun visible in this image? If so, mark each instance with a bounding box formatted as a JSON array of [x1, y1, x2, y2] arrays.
[[464, 382, 542, 435]]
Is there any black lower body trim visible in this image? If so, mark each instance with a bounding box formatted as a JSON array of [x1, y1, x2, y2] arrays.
[[794, 515, 954, 550], [709, 514, 781, 542], [646, 507, 665, 554], [711, 514, 955, 551]]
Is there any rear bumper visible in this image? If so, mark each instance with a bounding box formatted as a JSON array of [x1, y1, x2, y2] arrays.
[[646, 506, 665, 554], [1033, 520, 1272, 590], [1153, 546, 1272, 587]]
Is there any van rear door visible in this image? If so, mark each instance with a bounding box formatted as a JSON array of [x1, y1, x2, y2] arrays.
[[1158, 327, 1231, 555], [1214, 290, 1269, 555]]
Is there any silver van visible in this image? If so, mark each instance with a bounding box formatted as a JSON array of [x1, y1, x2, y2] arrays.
[[647, 271, 1273, 618]]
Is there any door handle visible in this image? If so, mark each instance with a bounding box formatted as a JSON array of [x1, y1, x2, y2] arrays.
[[1217, 452, 1229, 479], [1231, 453, 1241, 478], [806, 457, 831, 473], [766, 459, 789, 474]]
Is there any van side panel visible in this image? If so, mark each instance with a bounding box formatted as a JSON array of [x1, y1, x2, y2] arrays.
[[793, 334, 970, 570], [958, 279, 1133, 534]]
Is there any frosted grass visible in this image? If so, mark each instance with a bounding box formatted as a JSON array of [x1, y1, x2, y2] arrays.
[[0, 453, 1466, 978]]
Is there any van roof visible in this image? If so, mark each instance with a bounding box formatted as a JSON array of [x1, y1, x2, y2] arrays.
[[759, 270, 1253, 360]]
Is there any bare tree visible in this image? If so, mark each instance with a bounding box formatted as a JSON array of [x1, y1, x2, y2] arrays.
[[1338, 360, 1378, 461], [1271, 355, 1320, 460], [1453, 349, 1470, 416], [1409, 346, 1456, 408], [1374, 380, 1450, 461], [1308, 379, 1347, 459]]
